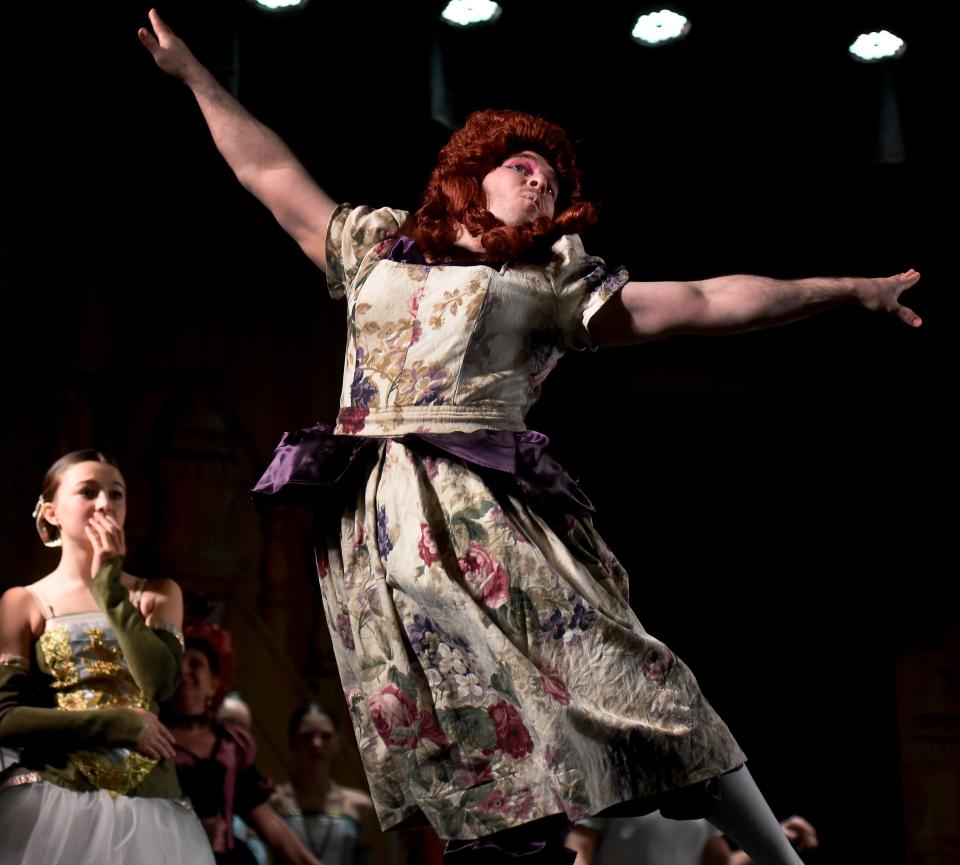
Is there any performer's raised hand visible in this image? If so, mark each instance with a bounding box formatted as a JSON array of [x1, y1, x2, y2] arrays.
[[138, 8, 202, 84], [85, 511, 126, 580]]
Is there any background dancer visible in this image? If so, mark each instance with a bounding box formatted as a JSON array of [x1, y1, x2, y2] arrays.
[[0, 450, 214, 864]]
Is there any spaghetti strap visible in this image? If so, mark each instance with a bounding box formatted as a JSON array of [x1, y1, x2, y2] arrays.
[[23, 584, 54, 619], [129, 577, 148, 613]]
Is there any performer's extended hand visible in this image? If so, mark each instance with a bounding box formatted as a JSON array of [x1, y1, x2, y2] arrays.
[[138, 8, 202, 83], [856, 269, 923, 327]]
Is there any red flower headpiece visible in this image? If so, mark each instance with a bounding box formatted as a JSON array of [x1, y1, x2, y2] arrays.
[[183, 619, 236, 707]]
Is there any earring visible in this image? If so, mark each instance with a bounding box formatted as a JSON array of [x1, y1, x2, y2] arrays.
[[34, 496, 62, 548]]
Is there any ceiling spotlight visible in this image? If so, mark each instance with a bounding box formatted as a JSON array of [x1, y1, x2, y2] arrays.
[[849, 30, 906, 62], [631, 9, 691, 46], [248, 0, 308, 11], [441, 0, 502, 27]]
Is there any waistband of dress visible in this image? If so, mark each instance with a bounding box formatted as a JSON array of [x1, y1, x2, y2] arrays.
[[0, 765, 196, 810], [335, 405, 525, 437], [0, 766, 43, 792]]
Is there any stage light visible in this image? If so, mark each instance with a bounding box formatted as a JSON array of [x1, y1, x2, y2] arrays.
[[441, 0, 502, 28], [631, 9, 691, 46], [248, 0, 308, 11], [849, 30, 906, 62]]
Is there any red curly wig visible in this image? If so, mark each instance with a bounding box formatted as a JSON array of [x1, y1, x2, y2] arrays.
[[405, 109, 598, 261], [183, 619, 236, 711]]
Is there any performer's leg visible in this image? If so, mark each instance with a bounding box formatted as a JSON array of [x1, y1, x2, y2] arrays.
[[705, 767, 804, 865]]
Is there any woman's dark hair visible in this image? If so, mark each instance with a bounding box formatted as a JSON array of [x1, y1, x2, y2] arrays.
[[35, 450, 119, 545], [406, 108, 598, 262], [287, 703, 339, 741]]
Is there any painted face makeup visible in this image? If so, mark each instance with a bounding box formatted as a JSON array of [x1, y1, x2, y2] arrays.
[[481, 151, 559, 225]]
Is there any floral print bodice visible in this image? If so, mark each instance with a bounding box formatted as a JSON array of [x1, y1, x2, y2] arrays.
[[325, 205, 629, 436]]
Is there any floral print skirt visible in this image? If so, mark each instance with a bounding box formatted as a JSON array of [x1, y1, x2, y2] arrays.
[[311, 438, 745, 840]]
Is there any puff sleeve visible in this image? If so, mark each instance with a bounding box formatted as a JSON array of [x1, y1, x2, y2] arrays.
[[547, 234, 629, 351], [324, 203, 410, 299]]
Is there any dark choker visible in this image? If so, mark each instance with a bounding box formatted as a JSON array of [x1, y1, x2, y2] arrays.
[[165, 713, 209, 730]]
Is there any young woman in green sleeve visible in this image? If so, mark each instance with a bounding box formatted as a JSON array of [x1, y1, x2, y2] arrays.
[[0, 450, 215, 864]]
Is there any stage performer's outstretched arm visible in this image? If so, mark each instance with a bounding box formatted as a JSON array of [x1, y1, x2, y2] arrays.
[[589, 269, 922, 346], [138, 8, 337, 272]]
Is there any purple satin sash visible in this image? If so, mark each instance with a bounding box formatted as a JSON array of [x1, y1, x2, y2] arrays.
[[251, 423, 594, 514]]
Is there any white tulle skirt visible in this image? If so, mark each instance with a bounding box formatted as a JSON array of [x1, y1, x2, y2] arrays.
[[0, 773, 215, 865]]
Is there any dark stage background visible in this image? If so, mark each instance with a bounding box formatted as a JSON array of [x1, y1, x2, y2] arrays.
[[0, 2, 953, 863]]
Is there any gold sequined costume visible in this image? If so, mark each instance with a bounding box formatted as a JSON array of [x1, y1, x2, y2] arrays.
[[0, 575, 214, 865]]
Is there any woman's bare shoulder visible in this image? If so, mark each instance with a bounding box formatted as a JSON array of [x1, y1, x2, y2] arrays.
[[119, 573, 183, 624], [0, 585, 46, 641]]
